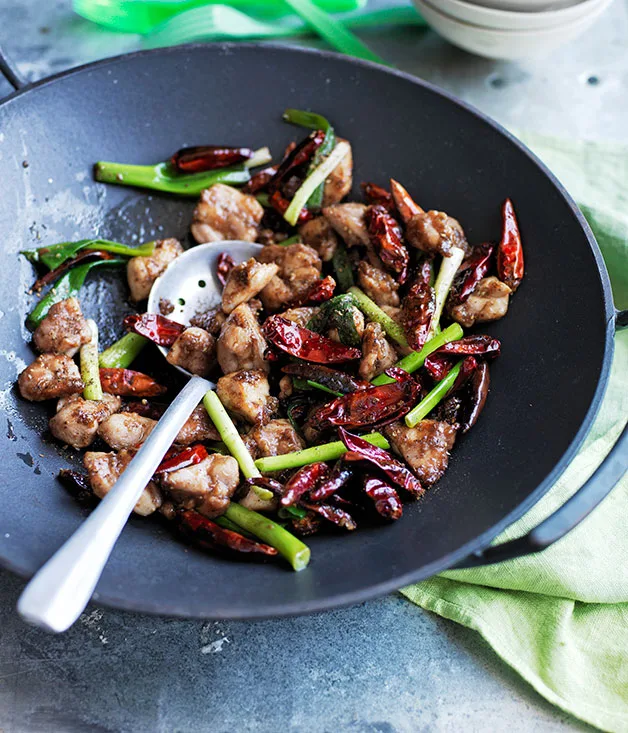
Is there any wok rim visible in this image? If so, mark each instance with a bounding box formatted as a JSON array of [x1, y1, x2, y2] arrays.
[[0, 42, 616, 619]]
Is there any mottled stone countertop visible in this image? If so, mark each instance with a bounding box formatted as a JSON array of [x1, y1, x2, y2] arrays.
[[0, 1, 626, 730]]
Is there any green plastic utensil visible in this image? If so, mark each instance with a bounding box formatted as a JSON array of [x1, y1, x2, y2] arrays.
[[144, 5, 423, 48]]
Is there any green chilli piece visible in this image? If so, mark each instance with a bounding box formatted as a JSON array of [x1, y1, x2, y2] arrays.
[[405, 362, 462, 428], [255, 432, 389, 473], [331, 242, 354, 291], [21, 239, 155, 271], [347, 286, 409, 349], [371, 323, 464, 386], [307, 294, 362, 347], [81, 320, 104, 401], [202, 390, 273, 501], [26, 258, 126, 330], [99, 332, 148, 369]]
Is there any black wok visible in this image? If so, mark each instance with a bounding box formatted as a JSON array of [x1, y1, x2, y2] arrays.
[[0, 43, 625, 619]]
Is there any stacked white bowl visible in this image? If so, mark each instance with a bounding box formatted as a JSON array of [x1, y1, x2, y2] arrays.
[[413, 0, 614, 59]]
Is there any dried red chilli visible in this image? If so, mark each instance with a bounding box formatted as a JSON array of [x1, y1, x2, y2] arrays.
[[58, 469, 96, 505], [263, 316, 361, 364], [290, 275, 336, 307], [497, 198, 524, 292], [281, 462, 329, 506], [459, 361, 490, 433], [121, 401, 165, 420], [308, 367, 421, 431], [99, 368, 167, 397], [170, 145, 254, 173], [339, 427, 424, 498], [361, 182, 394, 212], [243, 476, 285, 495], [242, 164, 278, 194], [124, 313, 185, 346], [300, 500, 357, 530], [366, 204, 409, 283], [216, 252, 236, 287], [390, 178, 424, 224], [178, 509, 278, 556], [282, 362, 369, 395], [267, 129, 326, 193], [269, 190, 314, 224], [156, 444, 208, 474], [448, 355, 478, 395], [309, 460, 354, 502], [424, 335, 500, 380], [401, 261, 435, 351], [32, 250, 117, 292], [454, 242, 494, 303], [363, 476, 403, 520]]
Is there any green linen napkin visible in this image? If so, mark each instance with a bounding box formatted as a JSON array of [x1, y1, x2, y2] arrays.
[[402, 133, 628, 733]]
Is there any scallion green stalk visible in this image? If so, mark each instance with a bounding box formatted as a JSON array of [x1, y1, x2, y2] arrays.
[[404, 362, 462, 428], [81, 320, 104, 401], [429, 247, 465, 339], [98, 332, 148, 369], [348, 286, 409, 349]]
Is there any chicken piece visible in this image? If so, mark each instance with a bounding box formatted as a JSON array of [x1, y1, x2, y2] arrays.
[[405, 211, 468, 257], [322, 139, 353, 206], [278, 375, 293, 399], [166, 327, 216, 377], [190, 307, 226, 336], [32, 297, 92, 357], [298, 217, 339, 262], [126, 238, 183, 302], [384, 419, 457, 486], [84, 450, 162, 516], [50, 393, 121, 449], [280, 306, 319, 328], [221, 258, 278, 314], [18, 354, 84, 402], [359, 322, 397, 381], [98, 412, 156, 451], [191, 184, 264, 244], [448, 276, 511, 328], [216, 369, 278, 426], [357, 261, 400, 307], [217, 303, 269, 374], [160, 453, 239, 518], [257, 243, 322, 311], [323, 203, 369, 247], [175, 405, 220, 444], [243, 419, 305, 460]]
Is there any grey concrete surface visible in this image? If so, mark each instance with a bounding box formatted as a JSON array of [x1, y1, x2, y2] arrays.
[[1, 0, 626, 731]]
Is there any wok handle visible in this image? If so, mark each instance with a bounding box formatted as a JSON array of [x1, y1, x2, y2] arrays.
[[0, 45, 26, 91], [455, 413, 627, 569], [17, 377, 213, 633]]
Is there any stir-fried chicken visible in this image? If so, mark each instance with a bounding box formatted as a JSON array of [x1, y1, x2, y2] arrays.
[[405, 211, 468, 257], [32, 297, 92, 356], [221, 258, 278, 314], [280, 306, 319, 328], [127, 238, 183, 302], [50, 393, 121, 449], [191, 184, 264, 244], [299, 217, 339, 262], [323, 203, 369, 247], [98, 412, 156, 451], [322, 139, 353, 206], [84, 450, 162, 516], [243, 419, 304, 460], [190, 307, 227, 336], [359, 322, 397, 381], [257, 243, 322, 311], [166, 327, 216, 377], [160, 453, 239, 518], [384, 420, 457, 486], [216, 369, 278, 425], [357, 261, 400, 307], [448, 276, 511, 328], [175, 405, 220, 444], [217, 303, 269, 374], [18, 354, 84, 402]]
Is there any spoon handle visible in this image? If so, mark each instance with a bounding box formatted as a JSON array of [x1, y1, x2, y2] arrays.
[[17, 376, 213, 632]]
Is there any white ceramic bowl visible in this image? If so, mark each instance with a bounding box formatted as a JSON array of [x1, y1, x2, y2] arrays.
[[433, 0, 607, 29], [413, 0, 613, 59]]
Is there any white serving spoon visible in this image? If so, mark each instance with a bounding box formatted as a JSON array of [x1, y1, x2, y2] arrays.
[[18, 241, 263, 633]]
